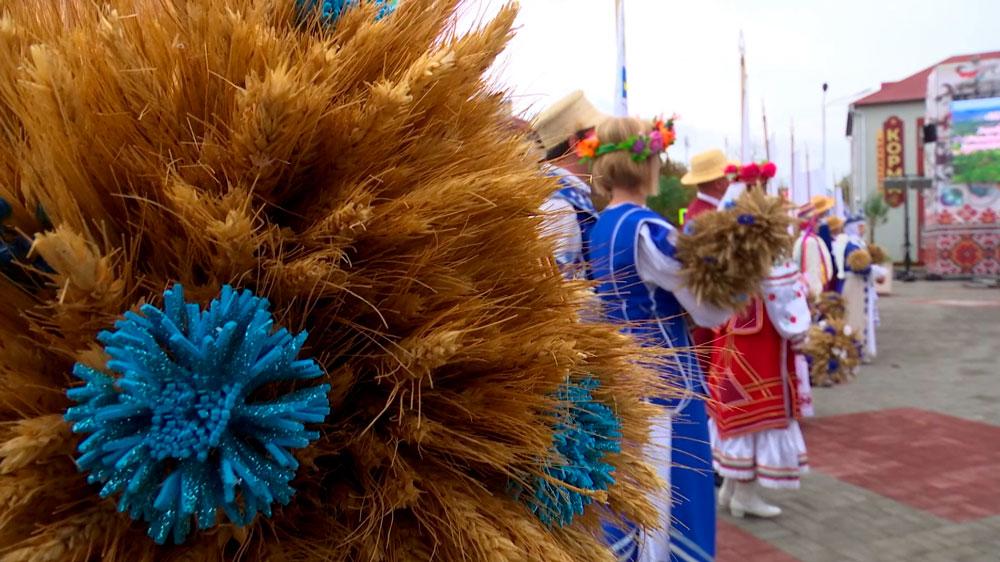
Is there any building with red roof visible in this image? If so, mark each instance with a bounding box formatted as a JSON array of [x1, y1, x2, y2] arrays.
[[846, 51, 1000, 274]]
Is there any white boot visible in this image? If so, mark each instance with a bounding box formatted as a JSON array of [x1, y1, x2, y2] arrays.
[[729, 480, 781, 518], [717, 477, 735, 507]]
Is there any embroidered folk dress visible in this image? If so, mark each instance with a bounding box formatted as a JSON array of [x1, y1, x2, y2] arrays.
[[591, 202, 728, 562], [707, 262, 811, 488], [793, 230, 834, 298]]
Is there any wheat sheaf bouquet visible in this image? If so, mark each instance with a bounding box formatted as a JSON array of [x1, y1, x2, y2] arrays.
[[0, 1, 670, 560], [800, 317, 862, 385], [675, 187, 796, 310]]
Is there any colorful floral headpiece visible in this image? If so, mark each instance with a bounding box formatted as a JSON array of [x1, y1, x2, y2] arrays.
[[577, 115, 677, 163], [725, 161, 777, 185]]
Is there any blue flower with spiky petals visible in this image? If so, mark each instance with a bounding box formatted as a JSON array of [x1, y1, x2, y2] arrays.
[[296, 0, 397, 25], [511, 377, 622, 527], [65, 285, 330, 545]]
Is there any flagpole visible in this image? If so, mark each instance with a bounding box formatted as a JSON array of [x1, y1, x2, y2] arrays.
[[790, 121, 796, 202], [739, 32, 749, 163], [822, 83, 828, 182], [762, 99, 770, 161], [806, 146, 812, 200], [614, 0, 628, 117]]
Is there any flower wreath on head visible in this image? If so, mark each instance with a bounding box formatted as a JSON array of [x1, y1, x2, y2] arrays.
[[577, 115, 677, 163]]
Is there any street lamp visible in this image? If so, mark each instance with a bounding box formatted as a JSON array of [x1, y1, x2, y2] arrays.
[[822, 83, 828, 176], [883, 176, 933, 281]]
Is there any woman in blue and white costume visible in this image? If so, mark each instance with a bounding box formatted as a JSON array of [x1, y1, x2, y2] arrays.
[[833, 213, 887, 363], [587, 117, 730, 562]]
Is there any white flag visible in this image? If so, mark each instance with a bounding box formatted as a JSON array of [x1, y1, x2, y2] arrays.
[[614, 0, 628, 117]]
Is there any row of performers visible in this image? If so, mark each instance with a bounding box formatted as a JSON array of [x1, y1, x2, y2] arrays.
[[530, 91, 887, 562]]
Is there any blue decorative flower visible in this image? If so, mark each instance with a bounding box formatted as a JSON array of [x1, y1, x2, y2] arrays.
[[827, 358, 840, 373], [683, 222, 696, 235], [296, 0, 397, 25], [65, 285, 330, 544], [512, 377, 622, 527], [737, 213, 756, 225], [724, 200, 737, 210], [824, 326, 837, 335]]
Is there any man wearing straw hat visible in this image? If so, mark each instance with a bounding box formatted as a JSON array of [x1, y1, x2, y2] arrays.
[[794, 195, 836, 298], [679, 149, 737, 386], [532, 91, 610, 276], [681, 148, 737, 220]]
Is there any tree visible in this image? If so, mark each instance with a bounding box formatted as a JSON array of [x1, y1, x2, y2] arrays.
[[864, 192, 890, 243], [647, 160, 695, 227]]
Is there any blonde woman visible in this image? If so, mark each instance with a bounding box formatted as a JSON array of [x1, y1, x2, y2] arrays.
[[587, 117, 727, 562]]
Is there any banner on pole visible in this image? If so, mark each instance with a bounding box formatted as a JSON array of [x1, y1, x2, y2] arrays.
[[614, 0, 628, 116]]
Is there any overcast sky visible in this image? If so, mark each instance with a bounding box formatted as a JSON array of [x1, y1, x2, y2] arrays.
[[459, 0, 998, 188]]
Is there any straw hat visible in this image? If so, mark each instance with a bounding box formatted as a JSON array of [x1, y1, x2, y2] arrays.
[[797, 195, 835, 219], [826, 216, 845, 231], [532, 90, 610, 151], [681, 149, 739, 186]]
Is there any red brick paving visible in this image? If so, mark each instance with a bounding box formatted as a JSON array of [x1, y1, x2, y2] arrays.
[[801, 408, 1000, 522], [716, 519, 800, 562]]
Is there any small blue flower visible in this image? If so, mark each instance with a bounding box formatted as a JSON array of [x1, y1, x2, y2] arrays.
[[512, 377, 622, 527], [724, 200, 737, 210], [827, 358, 840, 373], [737, 213, 756, 225], [65, 285, 330, 544], [683, 222, 695, 235], [702, 256, 716, 263], [296, 0, 397, 25], [824, 326, 837, 335]]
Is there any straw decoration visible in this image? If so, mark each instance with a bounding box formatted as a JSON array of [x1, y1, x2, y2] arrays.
[[800, 317, 862, 385], [812, 291, 846, 322], [0, 0, 670, 559], [868, 244, 889, 265], [674, 189, 795, 310], [846, 249, 873, 272]]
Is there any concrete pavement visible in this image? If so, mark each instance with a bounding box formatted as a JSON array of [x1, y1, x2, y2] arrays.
[[716, 281, 1000, 562]]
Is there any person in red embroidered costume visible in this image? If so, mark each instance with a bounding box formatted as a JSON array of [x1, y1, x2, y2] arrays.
[[708, 207, 812, 518]]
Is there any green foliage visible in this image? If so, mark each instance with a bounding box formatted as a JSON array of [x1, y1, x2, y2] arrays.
[[864, 192, 890, 243], [647, 160, 695, 226], [953, 149, 1000, 184]]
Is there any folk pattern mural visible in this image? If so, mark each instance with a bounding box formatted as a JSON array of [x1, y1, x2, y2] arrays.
[[925, 58, 1000, 275]]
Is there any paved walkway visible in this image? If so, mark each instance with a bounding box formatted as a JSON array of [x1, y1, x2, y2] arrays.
[[716, 281, 1000, 562]]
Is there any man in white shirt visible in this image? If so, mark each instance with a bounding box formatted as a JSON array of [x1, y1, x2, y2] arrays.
[[532, 91, 610, 274]]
